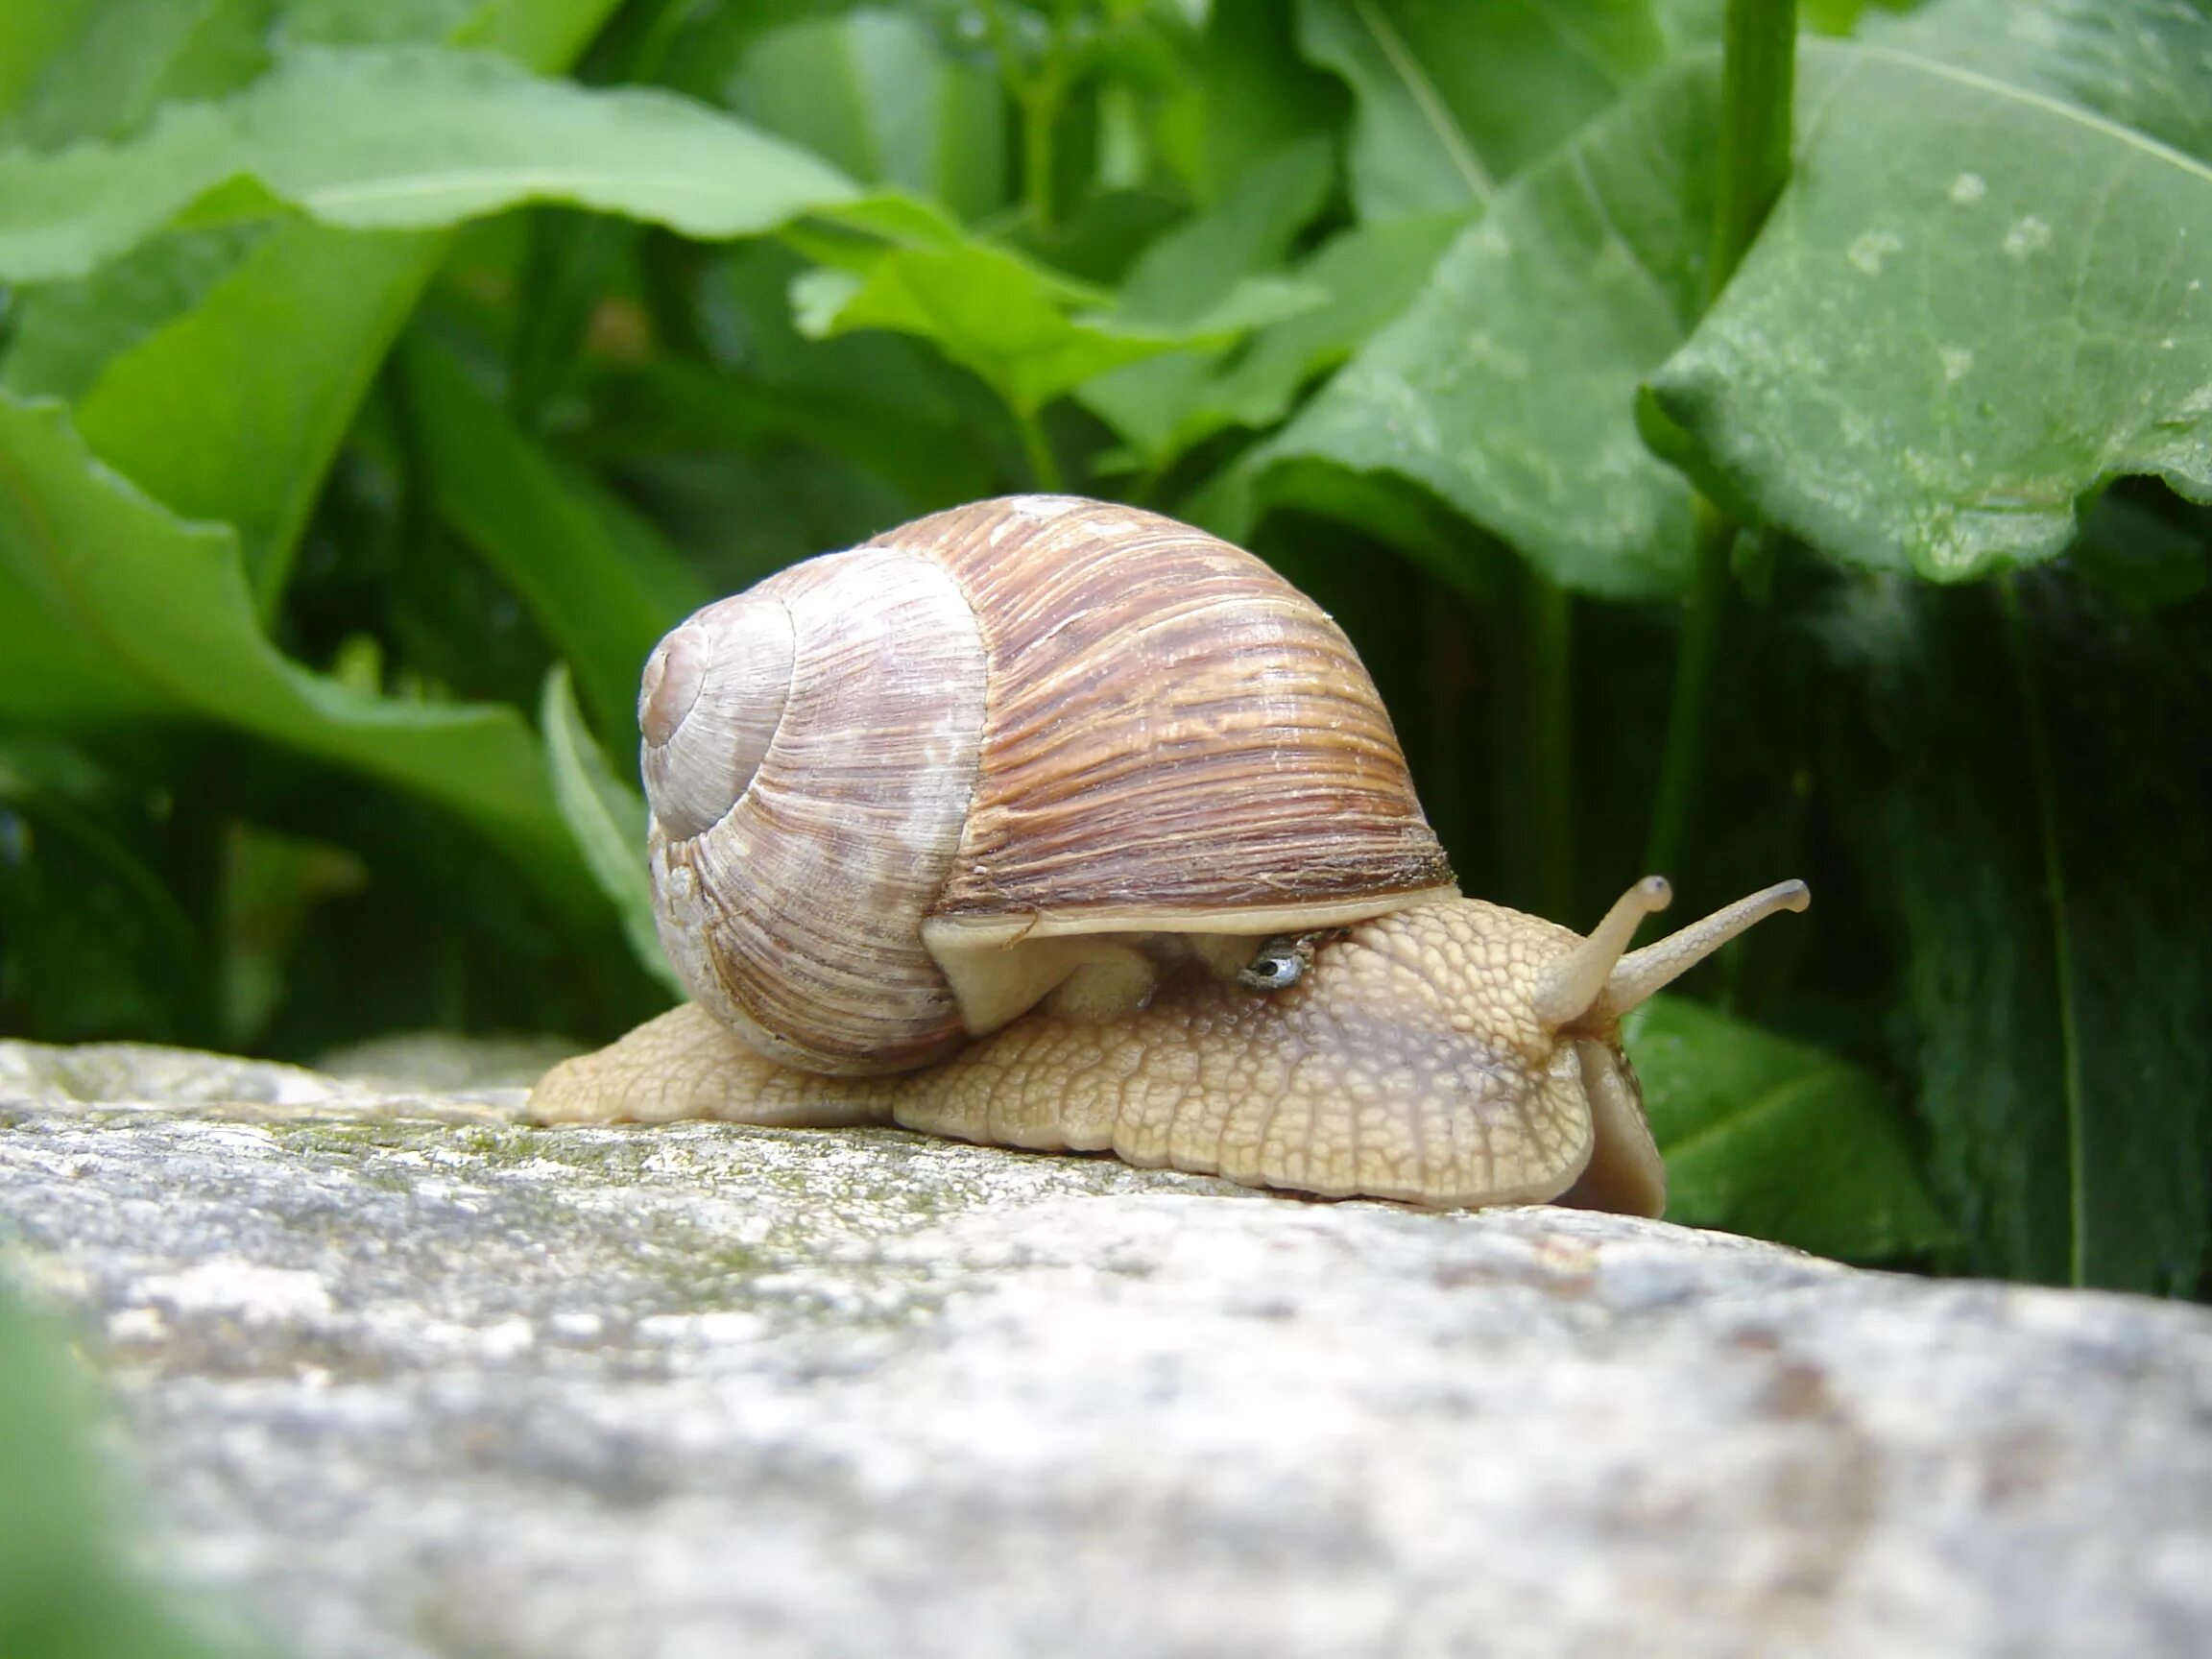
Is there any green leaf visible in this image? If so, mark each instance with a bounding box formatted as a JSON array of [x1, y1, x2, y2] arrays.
[[70, 225, 448, 601], [541, 665, 684, 998], [729, 8, 1010, 227], [0, 736, 209, 1044], [1828, 574, 2212, 1293], [0, 0, 278, 150], [0, 44, 862, 283], [287, 0, 488, 48], [1253, 54, 1719, 598], [0, 5, 86, 129], [1647, 5, 2212, 581], [584, 353, 995, 521], [1292, 0, 1695, 218], [1075, 136, 1338, 465], [1626, 995, 1953, 1262], [1, 225, 270, 402], [0, 391, 597, 925], [1086, 207, 1467, 471], [1190, 0, 1350, 205], [399, 333, 703, 752], [0, 1286, 240, 1659], [1864, 0, 2212, 161], [1114, 136, 1336, 326], [5, 3, 635, 604], [792, 234, 1313, 420]]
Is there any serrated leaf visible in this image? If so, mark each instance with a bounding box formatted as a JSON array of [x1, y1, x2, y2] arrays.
[[1647, 3, 2212, 581], [1254, 54, 1718, 598], [0, 391, 596, 925], [541, 665, 684, 998], [0, 43, 862, 284], [1625, 994, 1952, 1262], [1293, 0, 1697, 219], [792, 235, 1315, 419]]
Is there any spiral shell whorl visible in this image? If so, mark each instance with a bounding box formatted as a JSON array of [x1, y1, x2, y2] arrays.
[[638, 596, 795, 843], [647, 550, 989, 1076]]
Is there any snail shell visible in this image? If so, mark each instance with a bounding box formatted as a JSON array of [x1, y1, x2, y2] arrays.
[[639, 495, 1455, 1077]]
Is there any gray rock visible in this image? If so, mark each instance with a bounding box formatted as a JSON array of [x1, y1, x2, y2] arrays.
[[2, 1035, 2208, 1659]]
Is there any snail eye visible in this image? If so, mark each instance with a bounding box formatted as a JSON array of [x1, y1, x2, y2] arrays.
[[1238, 937, 1311, 993]]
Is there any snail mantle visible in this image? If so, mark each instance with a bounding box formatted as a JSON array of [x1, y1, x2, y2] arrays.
[[533, 495, 1809, 1212]]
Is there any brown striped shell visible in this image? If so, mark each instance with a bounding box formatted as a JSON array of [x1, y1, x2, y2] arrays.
[[639, 495, 1455, 1077]]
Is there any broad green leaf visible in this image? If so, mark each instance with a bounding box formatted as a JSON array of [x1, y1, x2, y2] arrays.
[[1253, 54, 1718, 598], [1647, 5, 2212, 581], [399, 334, 703, 752], [1626, 995, 1952, 1262], [1190, 0, 1350, 205], [10, 2, 633, 604], [1292, 0, 1695, 219], [287, 0, 487, 47], [1086, 207, 1466, 470], [1865, 0, 2212, 160], [1113, 136, 1336, 327], [1076, 136, 1336, 465], [1195, 214, 1469, 433], [541, 665, 684, 998], [1828, 574, 2211, 1292], [0, 44, 863, 283], [70, 227, 445, 599], [0, 392, 596, 925], [0, 6, 84, 127], [731, 9, 1010, 227], [0, 0, 276, 150], [1, 226, 269, 402]]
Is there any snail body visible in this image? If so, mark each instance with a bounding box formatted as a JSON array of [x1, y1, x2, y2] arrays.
[[531, 496, 1809, 1214]]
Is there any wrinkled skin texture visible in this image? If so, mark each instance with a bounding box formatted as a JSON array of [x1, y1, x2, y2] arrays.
[[530, 901, 1667, 1214]]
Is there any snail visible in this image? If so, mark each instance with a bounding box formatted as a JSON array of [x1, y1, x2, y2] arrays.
[[529, 495, 1808, 1214]]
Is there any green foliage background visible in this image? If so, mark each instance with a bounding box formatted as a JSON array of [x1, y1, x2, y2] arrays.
[[0, 0, 2206, 1295]]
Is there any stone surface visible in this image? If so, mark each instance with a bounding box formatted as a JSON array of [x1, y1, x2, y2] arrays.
[[2, 1035, 2209, 1659]]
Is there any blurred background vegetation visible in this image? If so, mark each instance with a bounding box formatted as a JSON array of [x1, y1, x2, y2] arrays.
[[0, 0, 2205, 1294]]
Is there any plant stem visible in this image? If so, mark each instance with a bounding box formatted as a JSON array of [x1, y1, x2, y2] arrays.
[[1526, 571, 1575, 923], [1643, 500, 1734, 878], [1707, 0, 1797, 307], [1016, 408, 1064, 493], [1645, 0, 1795, 876], [981, 0, 1062, 235], [1021, 77, 1062, 235], [1998, 578, 2087, 1286]]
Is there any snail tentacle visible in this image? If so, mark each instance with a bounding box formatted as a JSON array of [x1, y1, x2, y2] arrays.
[[1530, 876, 1673, 1029], [1596, 880, 1812, 1020]]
